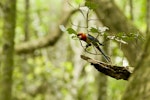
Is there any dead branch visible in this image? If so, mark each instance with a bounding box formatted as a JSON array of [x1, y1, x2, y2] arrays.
[[81, 55, 133, 80]]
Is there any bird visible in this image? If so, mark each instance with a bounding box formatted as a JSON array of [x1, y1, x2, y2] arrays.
[[77, 33, 111, 62]]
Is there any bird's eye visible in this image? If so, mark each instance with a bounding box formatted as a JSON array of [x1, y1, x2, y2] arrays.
[[77, 34, 81, 36]]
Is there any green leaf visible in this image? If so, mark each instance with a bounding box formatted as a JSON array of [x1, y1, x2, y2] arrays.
[[116, 33, 124, 38], [90, 27, 99, 33], [67, 28, 77, 34], [85, 1, 98, 10], [75, 0, 84, 4]]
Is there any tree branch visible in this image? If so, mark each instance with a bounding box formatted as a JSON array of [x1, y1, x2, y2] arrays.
[[81, 55, 133, 80], [14, 10, 78, 54], [90, 0, 143, 66]]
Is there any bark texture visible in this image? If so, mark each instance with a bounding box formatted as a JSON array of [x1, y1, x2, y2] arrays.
[[81, 55, 133, 80], [0, 0, 16, 100]]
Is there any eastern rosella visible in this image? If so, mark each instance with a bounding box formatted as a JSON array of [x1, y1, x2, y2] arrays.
[[77, 33, 111, 62]]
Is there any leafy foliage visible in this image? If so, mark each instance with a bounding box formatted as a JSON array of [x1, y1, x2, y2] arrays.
[[75, 0, 84, 4], [85, 1, 98, 10], [90, 27, 99, 33], [67, 28, 77, 34]]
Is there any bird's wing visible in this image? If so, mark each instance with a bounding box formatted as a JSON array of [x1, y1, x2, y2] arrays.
[[87, 34, 103, 46]]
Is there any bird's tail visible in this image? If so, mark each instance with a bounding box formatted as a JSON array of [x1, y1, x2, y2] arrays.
[[96, 46, 111, 62]]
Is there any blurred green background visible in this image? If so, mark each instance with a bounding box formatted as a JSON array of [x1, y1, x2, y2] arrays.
[[0, 0, 148, 100]]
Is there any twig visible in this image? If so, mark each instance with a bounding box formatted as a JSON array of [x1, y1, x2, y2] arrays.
[[0, 9, 78, 55]]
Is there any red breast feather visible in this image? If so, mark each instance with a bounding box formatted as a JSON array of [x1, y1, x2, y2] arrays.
[[77, 33, 87, 41]]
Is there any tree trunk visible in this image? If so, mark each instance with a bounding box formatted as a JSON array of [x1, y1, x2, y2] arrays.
[[24, 0, 30, 41], [21, 0, 30, 94], [0, 0, 16, 100], [146, 0, 150, 34], [129, 0, 133, 20], [97, 73, 107, 100], [122, 1, 150, 99], [122, 34, 150, 100]]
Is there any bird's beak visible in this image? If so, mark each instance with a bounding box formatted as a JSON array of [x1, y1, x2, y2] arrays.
[[78, 35, 82, 39], [77, 34, 81, 39]]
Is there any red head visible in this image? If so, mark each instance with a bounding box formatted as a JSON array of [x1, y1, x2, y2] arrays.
[[77, 33, 87, 41]]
